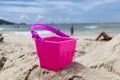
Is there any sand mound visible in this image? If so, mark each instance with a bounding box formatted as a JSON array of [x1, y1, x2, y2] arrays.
[[0, 36, 120, 80], [76, 34, 120, 76]]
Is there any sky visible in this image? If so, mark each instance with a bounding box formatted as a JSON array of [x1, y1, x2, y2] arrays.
[[0, 0, 120, 24]]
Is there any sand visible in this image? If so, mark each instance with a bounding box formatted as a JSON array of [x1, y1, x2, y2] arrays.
[[0, 33, 120, 80], [76, 34, 120, 77]]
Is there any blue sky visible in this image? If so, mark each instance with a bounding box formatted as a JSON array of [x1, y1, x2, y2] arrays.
[[0, 0, 120, 24]]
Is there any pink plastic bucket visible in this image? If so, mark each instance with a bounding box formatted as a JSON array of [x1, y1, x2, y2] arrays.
[[31, 24, 77, 71]]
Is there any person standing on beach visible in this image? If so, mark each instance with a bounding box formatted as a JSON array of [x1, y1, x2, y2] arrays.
[[70, 25, 74, 36], [0, 33, 4, 42]]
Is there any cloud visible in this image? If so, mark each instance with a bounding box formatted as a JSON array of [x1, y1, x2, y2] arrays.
[[19, 14, 29, 21], [39, 0, 116, 12], [47, 17, 52, 21], [59, 18, 63, 21], [0, 0, 119, 23], [80, 0, 116, 11], [0, 0, 115, 15], [45, 1, 77, 6], [0, 16, 5, 20], [0, 0, 117, 13], [45, 1, 80, 12], [0, 6, 46, 14], [65, 18, 69, 21], [0, 16, 9, 21], [42, 0, 116, 12], [0, 1, 43, 6], [36, 15, 44, 21], [0, 1, 46, 14]]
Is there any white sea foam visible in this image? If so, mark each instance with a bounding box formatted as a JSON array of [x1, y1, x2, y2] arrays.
[[0, 28, 4, 30], [13, 31, 53, 36], [37, 31, 52, 35], [14, 32, 30, 36], [85, 26, 98, 29]]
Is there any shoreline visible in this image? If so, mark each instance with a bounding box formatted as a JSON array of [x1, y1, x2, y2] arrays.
[[2, 30, 118, 37]]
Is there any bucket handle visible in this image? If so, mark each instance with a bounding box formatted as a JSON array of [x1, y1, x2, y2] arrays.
[[31, 24, 69, 43]]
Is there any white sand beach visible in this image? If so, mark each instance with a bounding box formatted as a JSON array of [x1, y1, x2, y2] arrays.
[[0, 33, 120, 80]]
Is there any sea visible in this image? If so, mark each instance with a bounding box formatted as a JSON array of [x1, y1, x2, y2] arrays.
[[0, 23, 120, 36]]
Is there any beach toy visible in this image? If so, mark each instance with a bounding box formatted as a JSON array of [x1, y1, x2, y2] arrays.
[[31, 24, 77, 71]]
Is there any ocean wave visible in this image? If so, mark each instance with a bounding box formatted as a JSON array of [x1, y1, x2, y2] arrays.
[[14, 32, 30, 35], [37, 31, 52, 35], [0, 28, 4, 30], [13, 31, 53, 36], [85, 26, 98, 29]]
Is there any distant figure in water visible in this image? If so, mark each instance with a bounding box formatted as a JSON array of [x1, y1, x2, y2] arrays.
[[96, 32, 112, 41], [70, 25, 74, 36]]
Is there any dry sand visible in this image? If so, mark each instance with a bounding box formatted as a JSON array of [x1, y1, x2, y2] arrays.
[[0, 34, 120, 80], [76, 34, 120, 77]]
